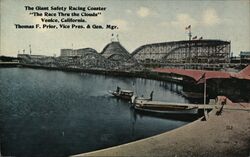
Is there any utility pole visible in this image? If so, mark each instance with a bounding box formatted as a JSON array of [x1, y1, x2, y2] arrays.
[[204, 73, 206, 105], [203, 73, 208, 120], [188, 27, 192, 41], [188, 27, 192, 64], [29, 44, 32, 55], [185, 25, 192, 65], [111, 33, 114, 42]]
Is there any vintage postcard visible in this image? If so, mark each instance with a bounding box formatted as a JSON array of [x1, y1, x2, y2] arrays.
[[0, 0, 249, 157]]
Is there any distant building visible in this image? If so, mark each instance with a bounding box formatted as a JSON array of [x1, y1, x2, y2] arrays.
[[60, 49, 74, 57], [60, 48, 97, 57], [240, 51, 250, 63], [240, 51, 250, 59], [18, 54, 47, 59]]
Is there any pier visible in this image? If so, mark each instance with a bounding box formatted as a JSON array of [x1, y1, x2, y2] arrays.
[[136, 99, 250, 111], [0, 61, 19, 67], [135, 100, 220, 110]]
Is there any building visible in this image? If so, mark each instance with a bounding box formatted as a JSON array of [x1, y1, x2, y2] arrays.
[[60, 49, 73, 56], [17, 54, 47, 61], [60, 48, 98, 57], [240, 51, 250, 59], [240, 51, 250, 63]]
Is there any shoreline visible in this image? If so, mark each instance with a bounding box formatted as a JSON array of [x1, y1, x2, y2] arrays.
[[72, 102, 250, 157], [1, 63, 184, 84], [2, 64, 250, 101]]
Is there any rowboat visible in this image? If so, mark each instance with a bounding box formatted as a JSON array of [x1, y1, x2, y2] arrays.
[[108, 88, 134, 100]]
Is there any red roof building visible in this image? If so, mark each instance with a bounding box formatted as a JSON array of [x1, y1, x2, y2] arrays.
[[153, 65, 250, 82]]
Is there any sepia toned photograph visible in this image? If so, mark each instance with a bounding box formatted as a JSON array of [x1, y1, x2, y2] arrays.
[[0, 0, 250, 157]]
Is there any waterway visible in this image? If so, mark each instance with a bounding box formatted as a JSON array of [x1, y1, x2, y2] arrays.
[[1, 68, 193, 157]]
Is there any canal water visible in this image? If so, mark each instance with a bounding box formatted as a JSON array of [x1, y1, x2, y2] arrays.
[[0, 68, 192, 157]]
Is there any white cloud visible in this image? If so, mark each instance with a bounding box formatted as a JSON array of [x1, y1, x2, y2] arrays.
[[202, 8, 220, 26], [161, 9, 220, 29], [126, 9, 132, 14], [110, 19, 129, 31], [137, 7, 151, 18], [160, 21, 169, 27], [170, 13, 197, 29]]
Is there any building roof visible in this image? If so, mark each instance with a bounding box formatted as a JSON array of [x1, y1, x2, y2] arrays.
[[232, 65, 250, 80], [153, 65, 250, 81]]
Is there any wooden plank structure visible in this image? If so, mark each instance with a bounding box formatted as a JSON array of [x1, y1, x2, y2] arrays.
[[135, 100, 221, 110], [135, 99, 250, 111]]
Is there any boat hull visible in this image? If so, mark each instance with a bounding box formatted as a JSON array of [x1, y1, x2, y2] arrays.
[[108, 90, 132, 100], [134, 100, 198, 114], [134, 103, 198, 115]]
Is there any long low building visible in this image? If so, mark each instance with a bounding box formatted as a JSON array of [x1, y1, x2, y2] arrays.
[[60, 48, 98, 57], [132, 39, 231, 64]]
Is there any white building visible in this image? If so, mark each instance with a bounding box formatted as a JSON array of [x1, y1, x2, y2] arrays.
[[60, 48, 97, 57]]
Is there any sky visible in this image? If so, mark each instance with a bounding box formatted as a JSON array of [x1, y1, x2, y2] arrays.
[[0, 0, 250, 57]]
